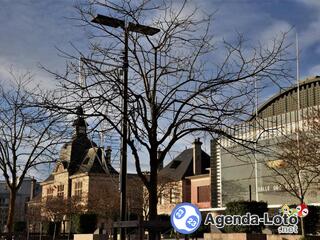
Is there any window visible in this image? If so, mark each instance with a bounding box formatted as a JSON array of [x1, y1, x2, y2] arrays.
[[47, 187, 54, 199], [170, 160, 181, 169], [169, 189, 174, 203], [158, 193, 163, 205], [0, 208, 7, 225], [169, 188, 179, 204], [197, 185, 210, 203], [57, 185, 64, 198], [74, 181, 82, 197]]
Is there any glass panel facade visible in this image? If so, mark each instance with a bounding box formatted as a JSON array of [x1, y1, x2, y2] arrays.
[[219, 136, 319, 206]]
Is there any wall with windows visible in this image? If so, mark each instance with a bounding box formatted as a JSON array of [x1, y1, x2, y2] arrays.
[[41, 171, 69, 200], [0, 193, 9, 232], [157, 180, 183, 215], [211, 77, 320, 208], [189, 175, 211, 209], [0, 178, 37, 232], [217, 137, 319, 207], [219, 106, 320, 149]]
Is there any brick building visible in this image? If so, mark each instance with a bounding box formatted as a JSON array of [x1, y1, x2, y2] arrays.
[[30, 107, 143, 234], [157, 139, 210, 215]]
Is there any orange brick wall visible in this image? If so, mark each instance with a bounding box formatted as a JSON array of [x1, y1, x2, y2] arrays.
[[190, 175, 211, 209]]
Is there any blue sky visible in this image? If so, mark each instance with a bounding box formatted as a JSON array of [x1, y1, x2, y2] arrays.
[[1, 0, 320, 83], [1, 0, 320, 178]]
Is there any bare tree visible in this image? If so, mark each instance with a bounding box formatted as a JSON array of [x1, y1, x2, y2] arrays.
[[27, 199, 43, 234], [41, 0, 291, 238], [85, 179, 120, 235], [41, 196, 84, 239], [130, 174, 178, 220], [0, 72, 66, 232], [126, 176, 144, 219], [42, 181, 120, 237], [266, 110, 320, 236]]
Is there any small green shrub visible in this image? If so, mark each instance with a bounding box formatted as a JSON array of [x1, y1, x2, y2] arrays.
[[289, 204, 320, 235], [158, 214, 170, 221], [224, 201, 268, 233], [13, 221, 26, 233], [128, 212, 139, 220], [158, 214, 171, 234], [42, 221, 60, 236], [303, 205, 320, 235], [72, 213, 97, 233]]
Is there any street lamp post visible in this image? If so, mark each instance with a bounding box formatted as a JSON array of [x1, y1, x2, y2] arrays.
[[91, 14, 159, 240]]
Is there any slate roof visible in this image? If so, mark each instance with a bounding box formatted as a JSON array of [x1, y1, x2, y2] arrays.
[[76, 147, 118, 175], [158, 148, 210, 181], [43, 146, 118, 183], [43, 107, 118, 182], [44, 174, 54, 182], [28, 189, 42, 203]]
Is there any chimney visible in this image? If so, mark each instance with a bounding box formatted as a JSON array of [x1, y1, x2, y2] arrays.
[[157, 149, 163, 172], [30, 178, 36, 200], [105, 146, 112, 164], [193, 138, 202, 175]]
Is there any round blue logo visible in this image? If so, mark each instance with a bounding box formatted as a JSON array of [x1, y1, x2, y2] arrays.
[[170, 202, 202, 234]]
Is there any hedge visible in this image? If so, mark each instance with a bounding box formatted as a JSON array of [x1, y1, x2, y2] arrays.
[[42, 221, 60, 236], [13, 221, 26, 233], [288, 204, 320, 235], [71, 213, 97, 234], [224, 200, 268, 233]]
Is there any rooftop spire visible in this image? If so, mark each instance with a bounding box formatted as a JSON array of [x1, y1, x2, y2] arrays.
[[72, 106, 87, 137]]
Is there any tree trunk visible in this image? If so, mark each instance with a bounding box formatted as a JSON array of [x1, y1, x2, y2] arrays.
[[299, 199, 305, 236], [6, 188, 17, 233], [27, 219, 30, 240], [148, 182, 159, 240], [301, 217, 305, 236], [148, 182, 158, 220], [68, 218, 71, 240], [148, 156, 160, 240], [39, 222, 42, 240], [53, 222, 57, 240]]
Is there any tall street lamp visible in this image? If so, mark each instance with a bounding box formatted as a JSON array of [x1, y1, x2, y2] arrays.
[[91, 14, 160, 240]]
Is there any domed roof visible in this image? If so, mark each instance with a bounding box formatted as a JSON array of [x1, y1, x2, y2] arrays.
[[46, 107, 118, 180], [57, 106, 97, 174], [59, 137, 97, 163], [249, 76, 320, 120], [60, 143, 72, 162]]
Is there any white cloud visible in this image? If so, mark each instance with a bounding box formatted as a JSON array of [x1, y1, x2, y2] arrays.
[[308, 64, 320, 76], [295, 0, 320, 8], [292, 0, 320, 49], [0, 57, 58, 90], [259, 20, 293, 42]]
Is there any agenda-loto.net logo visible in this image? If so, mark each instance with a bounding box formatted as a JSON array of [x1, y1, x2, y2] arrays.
[[170, 202, 309, 235]]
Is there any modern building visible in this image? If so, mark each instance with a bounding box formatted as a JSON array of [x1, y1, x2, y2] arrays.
[[210, 76, 320, 209], [0, 177, 39, 232], [157, 138, 211, 215]]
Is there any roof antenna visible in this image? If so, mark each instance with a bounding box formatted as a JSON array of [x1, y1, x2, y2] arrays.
[[296, 32, 301, 143], [79, 56, 85, 98], [296, 32, 301, 133], [254, 68, 259, 202]]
